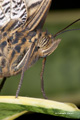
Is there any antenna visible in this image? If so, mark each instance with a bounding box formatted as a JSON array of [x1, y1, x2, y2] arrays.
[[53, 18, 80, 38]]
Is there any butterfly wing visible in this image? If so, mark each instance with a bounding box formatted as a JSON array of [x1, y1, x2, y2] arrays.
[[23, 0, 52, 31], [0, 0, 28, 31], [0, 0, 52, 33]]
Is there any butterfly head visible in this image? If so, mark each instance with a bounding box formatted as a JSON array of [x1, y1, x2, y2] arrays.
[[37, 31, 61, 57]]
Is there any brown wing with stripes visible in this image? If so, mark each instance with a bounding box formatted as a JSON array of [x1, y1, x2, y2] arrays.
[[23, 0, 52, 31]]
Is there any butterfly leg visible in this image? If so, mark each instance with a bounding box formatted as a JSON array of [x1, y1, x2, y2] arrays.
[[16, 42, 35, 98], [0, 77, 7, 92], [40, 57, 48, 99]]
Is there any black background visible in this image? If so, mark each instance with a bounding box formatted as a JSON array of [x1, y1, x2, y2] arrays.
[[50, 0, 80, 10]]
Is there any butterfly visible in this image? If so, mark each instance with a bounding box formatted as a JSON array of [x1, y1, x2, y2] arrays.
[[0, 0, 79, 98]]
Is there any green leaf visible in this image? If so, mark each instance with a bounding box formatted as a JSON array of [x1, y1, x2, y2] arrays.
[[0, 96, 80, 119]]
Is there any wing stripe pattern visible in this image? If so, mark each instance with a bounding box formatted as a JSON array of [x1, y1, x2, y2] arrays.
[[0, 0, 27, 30], [27, 0, 42, 8], [24, 0, 52, 31], [0, 0, 52, 32]]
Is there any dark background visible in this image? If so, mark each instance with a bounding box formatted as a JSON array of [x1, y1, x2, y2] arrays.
[[50, 0, 80, 10]]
